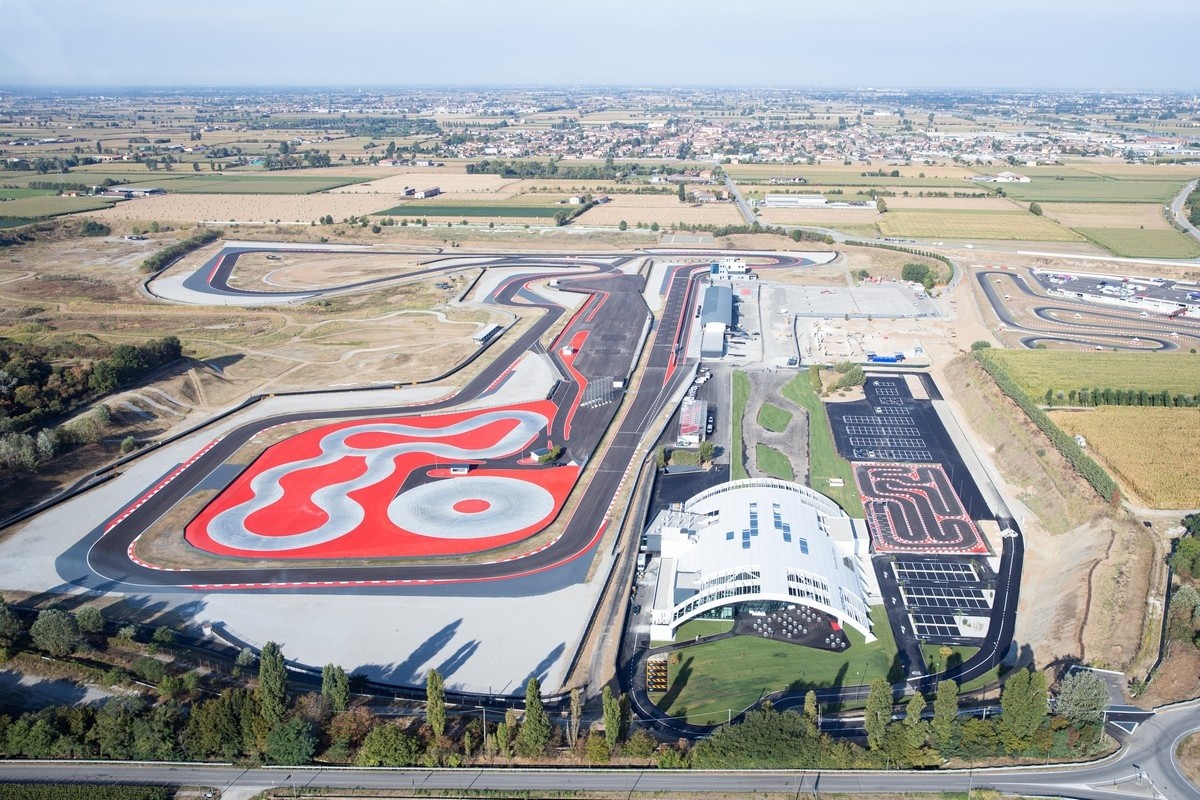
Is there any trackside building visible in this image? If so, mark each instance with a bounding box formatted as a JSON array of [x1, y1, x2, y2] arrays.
[[699, 283, 733, 358], [644, 478, 878, 642]]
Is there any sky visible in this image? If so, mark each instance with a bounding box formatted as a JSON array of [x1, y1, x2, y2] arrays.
[[0, 0, 1196, 91]]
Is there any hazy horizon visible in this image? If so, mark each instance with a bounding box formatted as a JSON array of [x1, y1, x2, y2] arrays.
[[1, 0, 1197, 92]]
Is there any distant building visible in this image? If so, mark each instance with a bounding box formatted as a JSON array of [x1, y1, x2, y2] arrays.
[[764, 194, 828, 208], [699, 283, 733, 359], [414, 187, 441, 199], [969, 171, 1030, 183], [568, 194, 586, 205]]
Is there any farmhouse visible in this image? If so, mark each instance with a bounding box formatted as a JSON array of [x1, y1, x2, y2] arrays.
[[643, 479, 877, 642]]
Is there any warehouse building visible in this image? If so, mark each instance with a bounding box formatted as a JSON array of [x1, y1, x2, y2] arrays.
[[699, 283, 733, 359]]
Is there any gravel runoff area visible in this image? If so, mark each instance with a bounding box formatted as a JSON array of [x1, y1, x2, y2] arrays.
[[0, 384, 610, 694]]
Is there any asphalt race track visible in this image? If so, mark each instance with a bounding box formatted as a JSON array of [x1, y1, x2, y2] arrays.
[[69, 246, 811, 593], [977, 268, 1200, 350], [855, 464, 988, 554]]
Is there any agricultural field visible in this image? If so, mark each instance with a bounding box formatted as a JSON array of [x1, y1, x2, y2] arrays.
[[329, 172, 521, 195], [84, 192, 397, 224], [878, 209, 1081, 241], [0, 194, 116, 220], [576, 194, 743, 227], [1042, 202, 1175, 229], [1048, 407, 1200, 507], [997, 177, 1185, 204], [1075, 227, 1200, 259], [983, 350, 1200, 399], [756, 207, 883, 226]]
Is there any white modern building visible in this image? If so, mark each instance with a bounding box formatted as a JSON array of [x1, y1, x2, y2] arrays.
[[644, 479, 879, 642], [764, 194, 829, 208]]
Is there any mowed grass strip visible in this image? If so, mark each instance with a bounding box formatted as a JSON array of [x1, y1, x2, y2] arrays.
[[1075, 227, 1200, 259], [1049, 407, 1200, 507], [878, 210, 1080, 241], [731, 371, 751, 480], [377, 204, 562, 218], [983, 350, 1200, 399], [756, 443, 794, 481], [781, 370, 865, 516], [652, 606, 897, 722], [757, 402, 793, 432]]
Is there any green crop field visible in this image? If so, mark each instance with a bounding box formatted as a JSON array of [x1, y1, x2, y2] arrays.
[[781, 370, 865, 516], [756, 443, 794, 481], [0, 195, 115, 219], [378, 204, 562, 218], [1076, 227, 1200, 259], [997, 178, 1184, 204], [878, 210, 1080, 240], [38, 169, 368, 195], [757, 402, 793, 432], [651, 605, 896, 722], [732, 371, 751, 480], [983, 350, 1200, 399]]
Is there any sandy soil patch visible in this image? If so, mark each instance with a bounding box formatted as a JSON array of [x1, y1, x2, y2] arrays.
[[330, 172, 521, 196], [757, 207, 884, 225], [85, 193, 400, 224], [578, 195, 743, 227], [1042, 202, 1176, 230], [226, 251, 446, 291], [1137, 646, 1200, 707], [888, 196, 1019, 210]]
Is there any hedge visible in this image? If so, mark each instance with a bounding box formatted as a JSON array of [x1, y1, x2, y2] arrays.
[[140, 228, 223, 274]]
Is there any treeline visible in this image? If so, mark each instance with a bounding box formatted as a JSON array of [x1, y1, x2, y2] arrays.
[[901, 262, 941, 291], [466, 159, 687, 181], [0, 598, 1112, 770], [140, 229, 222, 274], [554, 199, 597, 226], [974, 350, 1119, 501], [846, 239, 956, 276], [260, 150, 332, 171], [1046, 386, 1200, 408], [1166, 514, 1200, 656]]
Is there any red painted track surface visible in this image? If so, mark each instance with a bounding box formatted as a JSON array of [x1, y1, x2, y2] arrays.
[[185, 399, 579, 559]]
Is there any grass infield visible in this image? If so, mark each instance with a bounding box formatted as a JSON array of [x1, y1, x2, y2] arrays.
[[757, 402, 794, 432], [756, 443, 795, 481], [781, 369, 865, 517]]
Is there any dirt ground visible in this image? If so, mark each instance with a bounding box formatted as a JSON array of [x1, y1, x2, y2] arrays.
[[577, 195, 743, 227], [225, 250, 443, 291], [939, 354, 1161, 677], [740, 370, 810, 483]]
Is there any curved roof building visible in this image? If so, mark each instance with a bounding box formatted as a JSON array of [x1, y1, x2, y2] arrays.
[[645, 478, 878, 642]]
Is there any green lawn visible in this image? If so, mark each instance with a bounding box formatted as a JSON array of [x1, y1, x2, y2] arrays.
[[651, 606, 897, 723], [1076, 227, 1200, 259], [731, 371, 750, 480], [781, 369, 865, 517], [755, 443, 795, 481], [757, 402, 793, 432], [673, 619, 735, 643], [377, 204, 562, 218], [0, 195, 115, 219]]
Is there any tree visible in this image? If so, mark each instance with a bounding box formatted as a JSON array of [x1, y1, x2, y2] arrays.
[[803, 690, 819, 723], [266, 717, 316, 765], [76, 606, 103, 635], [1055, 670, 1110, 729], [1029, 202, 1043, 216], [876, 198, 888, 213], [698, 440, 715, 463], [321, 664, 350, 713], [257, 641, 288, 727], [618, 220, 628, 231], [426, 668, 447, 739], [903, 692, 929, 750], [602, 685, 621, 750], [864, 677, 893, 751], [999, 667, 1048, 751], [516, 677, 552, 756], [677, 182, 687, 203], [30, 608, 80, 657], [0, 602, 21, 646], [568, 687, 583, 747], [356, 723, 421, 766], [931, 679, 959, 751]]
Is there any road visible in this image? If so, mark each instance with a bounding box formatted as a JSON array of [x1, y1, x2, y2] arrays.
[[1169, 178, 1200, 246], [1, 701, 1196, 799], [723, 173, 756, 225]]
